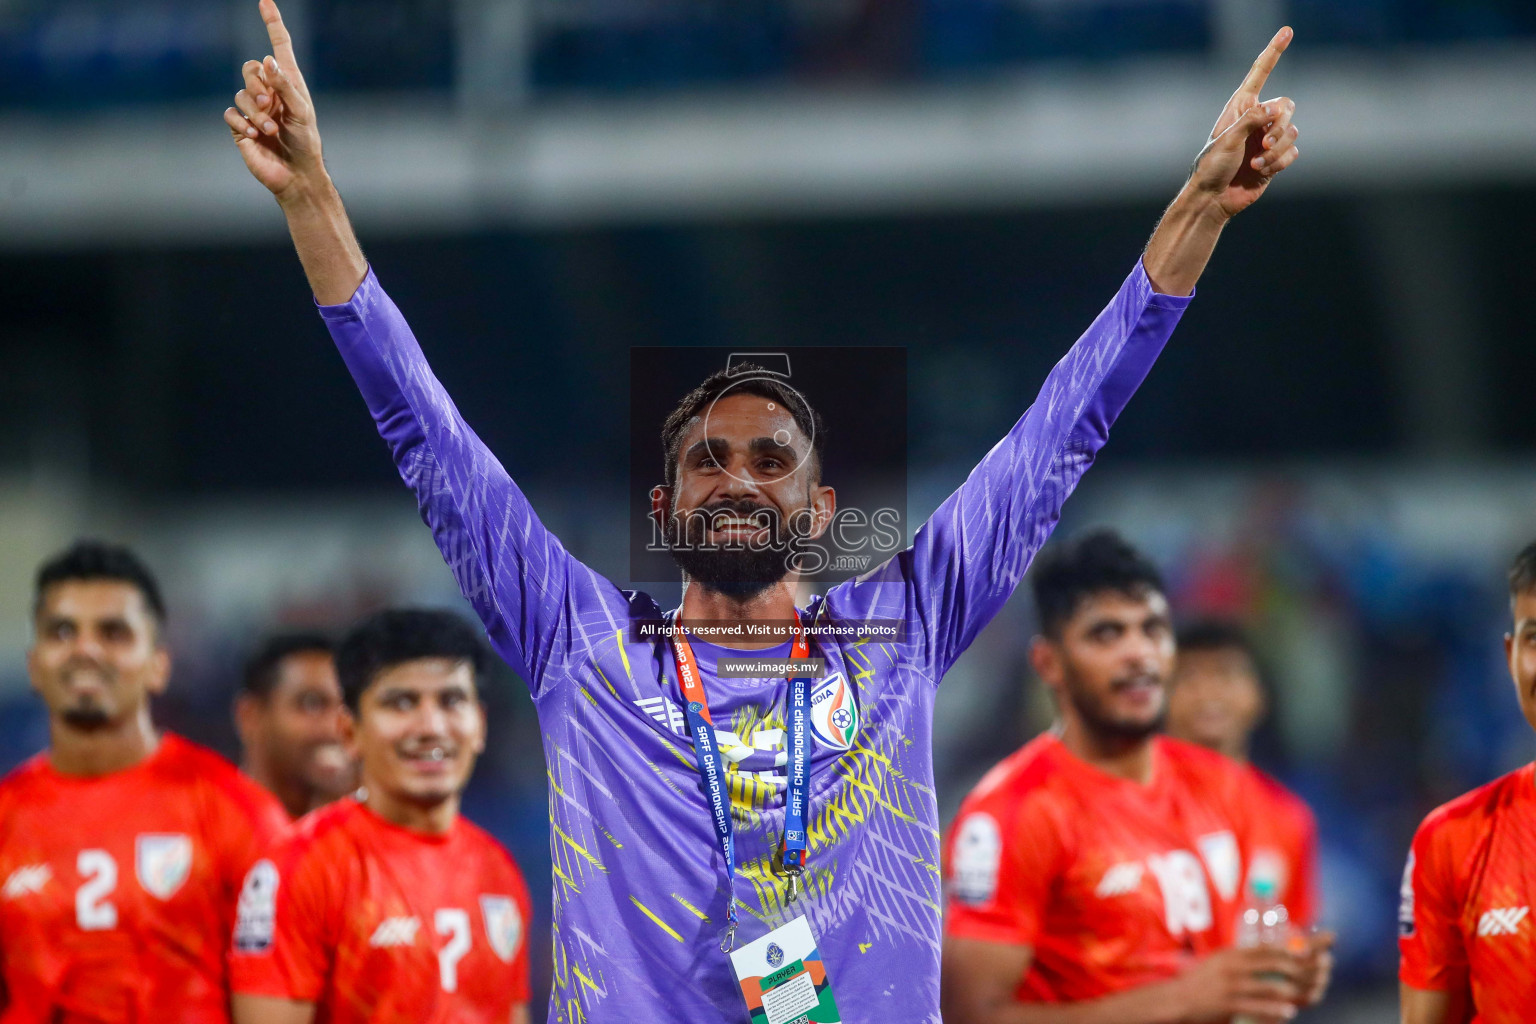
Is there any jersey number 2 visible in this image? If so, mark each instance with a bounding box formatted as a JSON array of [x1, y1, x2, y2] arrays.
[[76, 849, 118, 930], [435, 908, 472, 992]]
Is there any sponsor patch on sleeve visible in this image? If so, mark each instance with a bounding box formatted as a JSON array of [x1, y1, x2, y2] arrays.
[[949, 813, 1003, 904], [234, 859, 280, 954], [1398, 850, 1416, 937]]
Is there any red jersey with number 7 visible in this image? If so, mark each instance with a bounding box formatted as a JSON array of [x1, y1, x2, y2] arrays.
[[1399, 763, 1536, 1022], [944, 733, 1259, 1001], [0, 734, 289, 1023], [229, 796, 532, 1023]]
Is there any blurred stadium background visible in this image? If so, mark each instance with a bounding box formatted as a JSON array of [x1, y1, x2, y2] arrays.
[[4, 0, 1536, 1018]]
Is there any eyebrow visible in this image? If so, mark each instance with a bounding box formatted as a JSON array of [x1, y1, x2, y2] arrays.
[[39, 614, 134, 630], [748, 437, 797, 458], [373, 685, 473, 702], [683, 436, 799, 463]]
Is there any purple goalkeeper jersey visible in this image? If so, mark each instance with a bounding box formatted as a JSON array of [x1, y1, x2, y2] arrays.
[[318, 259, 1190, 1023]]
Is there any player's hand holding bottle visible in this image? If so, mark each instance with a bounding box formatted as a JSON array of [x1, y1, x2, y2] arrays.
[[1164, 944, 1306, 1023], [224, 0, 325, 203]]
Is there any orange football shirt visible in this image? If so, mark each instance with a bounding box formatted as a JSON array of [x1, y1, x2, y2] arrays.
[[944, 734, 1257, 1001], [229, 797, 532, 1023], [1400, 762, 1536, 1022], [0, 733, 289, 1023], [1245, 765, 1319, 927]]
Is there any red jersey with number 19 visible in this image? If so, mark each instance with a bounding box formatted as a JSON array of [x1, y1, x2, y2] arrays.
[[0, 734, 290, 1023], [229, 797, 532, 1024], [1399, 763, 1536, 1022], [944, 734, 1258, 1002]]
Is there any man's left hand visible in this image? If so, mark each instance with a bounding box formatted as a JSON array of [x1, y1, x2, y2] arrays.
[[1189, 26, 1302, 219]]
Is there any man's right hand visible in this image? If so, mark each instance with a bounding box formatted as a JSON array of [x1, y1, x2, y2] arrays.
[[224, 0, 324, 202], [1166, 945, 1305, 1023]]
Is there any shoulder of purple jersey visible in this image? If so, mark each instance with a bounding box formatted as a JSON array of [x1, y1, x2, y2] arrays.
[[820, 562, 913, 623], [620, 588, 663, 618]]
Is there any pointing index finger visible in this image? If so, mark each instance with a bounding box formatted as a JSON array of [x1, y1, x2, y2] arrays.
[[1237, 26, 1292, 100], [259, 0, 299, 71]]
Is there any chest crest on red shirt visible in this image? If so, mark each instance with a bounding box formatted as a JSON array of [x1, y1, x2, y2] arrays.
[[135, 834, 193, 900], [479, 895, 523, 962]]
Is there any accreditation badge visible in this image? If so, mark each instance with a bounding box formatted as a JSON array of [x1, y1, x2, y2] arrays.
[[728, 916, 841, 1024]]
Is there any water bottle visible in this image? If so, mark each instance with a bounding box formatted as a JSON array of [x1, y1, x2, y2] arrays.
[[1233, 877, 1291, 1024]]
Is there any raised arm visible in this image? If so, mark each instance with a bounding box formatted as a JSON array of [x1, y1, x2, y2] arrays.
[[224, 0, 610, 691], [832, 31, 1301, 676], [1144, 27, 1301, 296], [224, 0, 364, 303]]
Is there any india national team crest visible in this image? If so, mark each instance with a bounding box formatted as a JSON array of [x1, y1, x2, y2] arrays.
[[808, 672, 859, 751], [480, 895, 524, 963], [135, 833, 193, 900]]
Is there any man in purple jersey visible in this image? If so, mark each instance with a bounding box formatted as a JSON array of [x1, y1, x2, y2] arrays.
[[223, 3, 1301, 1021]]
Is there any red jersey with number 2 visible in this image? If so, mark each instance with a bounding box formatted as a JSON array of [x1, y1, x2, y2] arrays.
[[229, 797, 532, 1023], [0, 734, 289, 1023], [944, 733, 1258, 1001]]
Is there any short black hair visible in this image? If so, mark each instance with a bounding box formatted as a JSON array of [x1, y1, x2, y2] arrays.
[[1030, 529, 1166, 637], [660, 363, 827, 488], [241, 632, 335, 700], [1511, 540, 1536, 605], [335, 609, 487, 712], [34, 540, 167, 629], [1176, 618, 1265, 686]]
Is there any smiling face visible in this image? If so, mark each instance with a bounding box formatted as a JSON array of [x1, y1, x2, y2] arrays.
[[247, 651, 354, 802], [1506, 588, 1536, 735], [659, 391, 834, 597], [1032, 588, 1175, 744], [29, 580, 169, 731], [344, 657, 485, 809], [1166, 644, 1265, 759]]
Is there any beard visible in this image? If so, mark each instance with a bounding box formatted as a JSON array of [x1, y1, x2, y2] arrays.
[[1062, 671, 1166, 744], [665, 499, 807, 601], [61, 705, 113, 730]]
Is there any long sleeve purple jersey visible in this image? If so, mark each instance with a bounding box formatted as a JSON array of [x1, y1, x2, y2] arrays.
[[318, 260, 1191, 1023]]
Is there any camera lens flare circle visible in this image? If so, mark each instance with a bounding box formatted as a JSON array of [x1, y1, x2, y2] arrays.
[[699, 375, 816, 487]]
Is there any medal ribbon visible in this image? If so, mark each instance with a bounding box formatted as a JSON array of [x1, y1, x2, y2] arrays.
[[670, 612, 814, 951]]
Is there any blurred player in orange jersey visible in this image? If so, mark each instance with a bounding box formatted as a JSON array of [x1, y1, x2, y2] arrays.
[[1399, 541, 1536, 1024], [235, 632, 355, 819], [229, 609, 532, 1024], [0, 540, 290, 1023], [1166, 619, 1320, 928], [942, 531, 1332, 1024]]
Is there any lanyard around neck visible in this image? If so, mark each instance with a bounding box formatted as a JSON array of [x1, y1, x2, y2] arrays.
[[669, 611, 815, 952]]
